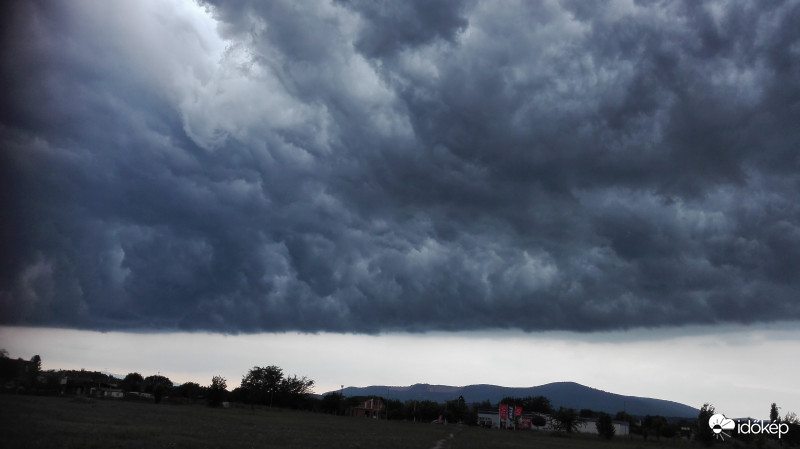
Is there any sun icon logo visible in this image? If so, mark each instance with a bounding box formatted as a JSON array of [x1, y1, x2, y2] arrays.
[[709, 413, 736, 440]]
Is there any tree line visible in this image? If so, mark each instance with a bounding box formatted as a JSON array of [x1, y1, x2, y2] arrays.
[[0, 351, 41, 391], [0, 350, 313, 409], [116, 365, 314, 409]]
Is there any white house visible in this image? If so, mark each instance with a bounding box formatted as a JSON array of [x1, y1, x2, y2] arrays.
[[575, 418, 630, 436]]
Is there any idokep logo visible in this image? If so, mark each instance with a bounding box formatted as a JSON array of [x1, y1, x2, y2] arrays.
[[709, 414, 736, 440], [709, 413, 791, 440]]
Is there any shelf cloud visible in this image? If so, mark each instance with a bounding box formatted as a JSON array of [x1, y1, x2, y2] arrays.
[[2, 0, 799, 333]]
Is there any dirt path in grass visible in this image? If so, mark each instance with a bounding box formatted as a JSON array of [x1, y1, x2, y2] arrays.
[[430, 432, 454, 449]]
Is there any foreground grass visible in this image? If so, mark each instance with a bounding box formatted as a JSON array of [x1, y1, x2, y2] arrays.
[[448, 426, 694, 449], [2, 395, 454, 449], [1, 395, 694, 449]]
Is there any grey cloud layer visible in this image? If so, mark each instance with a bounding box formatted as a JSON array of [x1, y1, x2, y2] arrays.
[[1, 0, 799, 333]]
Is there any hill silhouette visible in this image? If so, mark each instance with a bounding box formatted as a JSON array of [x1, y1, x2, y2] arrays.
[[329, 382, 698, 418]]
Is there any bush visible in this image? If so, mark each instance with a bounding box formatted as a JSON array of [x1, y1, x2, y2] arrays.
[[531, 414, 547, 427]]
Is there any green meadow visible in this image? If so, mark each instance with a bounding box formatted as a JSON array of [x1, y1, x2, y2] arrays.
[[1, 395, 696, 449]]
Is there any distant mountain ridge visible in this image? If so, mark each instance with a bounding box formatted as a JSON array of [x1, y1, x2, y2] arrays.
[[325, 382, 698, 418]]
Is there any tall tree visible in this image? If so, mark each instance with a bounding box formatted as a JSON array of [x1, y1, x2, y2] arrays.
[[144, 374, 173, 403], [175, 382, 204, 400], [279, 374, 314, 407], [240, 365, 315, 408], [696, 403, 716, 447], [784, 412, 800, 446], [207, 376, 227, 407], [280, 374, 314, 396], [0, 351, 20, 384], [120, 372, 144, 392], [596, 412, 616, 439], [29, 355, 41, 372], [27, 355, 42, 388], [241, 365, 284, 407], [770, 403, 781, 423], [526, 396, 553, 414], [553, 407, 580, 433]]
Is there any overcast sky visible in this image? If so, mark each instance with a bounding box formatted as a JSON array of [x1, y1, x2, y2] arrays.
[[1, 0, 798, 419]]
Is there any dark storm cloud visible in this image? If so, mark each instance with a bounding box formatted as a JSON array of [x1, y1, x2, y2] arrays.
[[1, 0, 799, 333], [337, 0, 472, 57]]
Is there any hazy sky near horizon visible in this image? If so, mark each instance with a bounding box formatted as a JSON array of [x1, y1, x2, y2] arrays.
[[1, 0, 799, 421], [2, 323, 799, 419]]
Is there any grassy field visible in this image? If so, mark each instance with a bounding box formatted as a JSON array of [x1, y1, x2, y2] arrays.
[[0, 395, 697, 449]]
